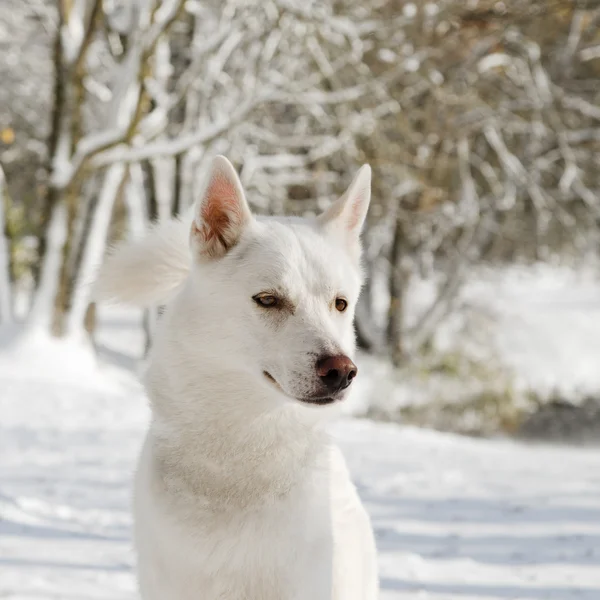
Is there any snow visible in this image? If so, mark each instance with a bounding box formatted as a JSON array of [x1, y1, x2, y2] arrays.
[[341, 420, 600, 599], [1, 307, 600, 599], [362, 263, 600, 423], [458, 263, 600, 399]]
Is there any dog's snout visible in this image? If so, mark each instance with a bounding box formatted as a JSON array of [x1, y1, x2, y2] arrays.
[[316, 355, 358, 393]]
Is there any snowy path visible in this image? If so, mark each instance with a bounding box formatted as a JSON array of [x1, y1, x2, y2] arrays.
[[1, 343, 599, 599], [340, 422, 600, 599]]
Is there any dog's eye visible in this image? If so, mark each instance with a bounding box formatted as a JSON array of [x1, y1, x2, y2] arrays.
[[253, 293, 279, 308], [335, 298, 348, 312]]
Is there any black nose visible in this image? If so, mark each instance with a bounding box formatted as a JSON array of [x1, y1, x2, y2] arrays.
[[316, 355, 358, 393]]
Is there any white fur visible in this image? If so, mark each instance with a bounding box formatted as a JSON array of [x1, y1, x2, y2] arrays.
[[95, 156, 378, 600]]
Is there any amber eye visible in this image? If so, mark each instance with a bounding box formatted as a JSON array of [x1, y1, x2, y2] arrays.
[[335, 298, 348, 312], [253, 294, 279, 308]]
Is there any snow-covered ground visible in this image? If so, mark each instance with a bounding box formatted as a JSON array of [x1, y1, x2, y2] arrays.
[[1, 301, 600, 599], [357, 263, 600, 433], [453, 263, 600, 399]]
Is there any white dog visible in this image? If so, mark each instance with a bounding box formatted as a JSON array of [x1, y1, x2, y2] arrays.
[[95, 156, 378, 599]]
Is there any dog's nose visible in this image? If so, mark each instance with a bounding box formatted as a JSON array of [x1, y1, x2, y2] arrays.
[[316, 355, 358, 393]]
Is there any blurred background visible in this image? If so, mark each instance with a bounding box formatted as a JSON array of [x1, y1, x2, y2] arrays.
[[2, 2, 600, 599], [3, 0, 600, 440]]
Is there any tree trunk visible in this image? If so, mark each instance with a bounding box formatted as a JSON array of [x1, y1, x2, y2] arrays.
[[173, 153, 183, 217], [27, 203, 69, 332], [64, 164, 128, 339], [125, 163, 148, 238], [51, 177, 87, 335], [30, 2, 93, 335], [33, 25, 65, 289], [152, 156, 175, 221], [387, 213, 409, 367], [143, 160, 159, 222], [355, 262, 380, 352], [84, 302, 97, 339], [0, 166, 12, 324]]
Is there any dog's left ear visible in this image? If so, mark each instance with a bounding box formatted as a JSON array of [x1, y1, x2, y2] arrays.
[[191, 155, 253, 260], [317, 165, 371, 252]]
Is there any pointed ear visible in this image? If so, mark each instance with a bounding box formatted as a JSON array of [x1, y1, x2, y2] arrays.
[[190, 155, 252, 260], [317, 165, 371, 248]]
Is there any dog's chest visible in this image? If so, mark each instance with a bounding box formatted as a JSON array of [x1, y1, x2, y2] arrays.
[[136, 444, 335, 599], [199, 494, 333, 596]]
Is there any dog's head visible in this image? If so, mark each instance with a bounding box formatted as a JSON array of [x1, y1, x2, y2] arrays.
[[96, 155, 371, 409], [179, 156, 371, 407]]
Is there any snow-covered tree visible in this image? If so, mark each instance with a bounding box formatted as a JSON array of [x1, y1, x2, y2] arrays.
[[355, 0, 600, 363], [15, 0, 395, 340], [3, 0, 600, 366]]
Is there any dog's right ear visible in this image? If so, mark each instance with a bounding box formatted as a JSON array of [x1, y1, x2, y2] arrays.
[[190, 156, 252, 260]]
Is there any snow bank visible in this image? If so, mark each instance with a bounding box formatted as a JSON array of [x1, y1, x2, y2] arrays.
[[357, 263, 600, 434]]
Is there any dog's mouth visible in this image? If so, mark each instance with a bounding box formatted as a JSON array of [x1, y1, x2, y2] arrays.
[[262, 371, 336, 406]]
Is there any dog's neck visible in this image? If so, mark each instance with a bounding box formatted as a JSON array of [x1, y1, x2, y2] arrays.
[[144, 362, 332, 509]]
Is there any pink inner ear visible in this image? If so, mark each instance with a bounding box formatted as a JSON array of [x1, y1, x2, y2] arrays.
[[200, 173, 242, 243]]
